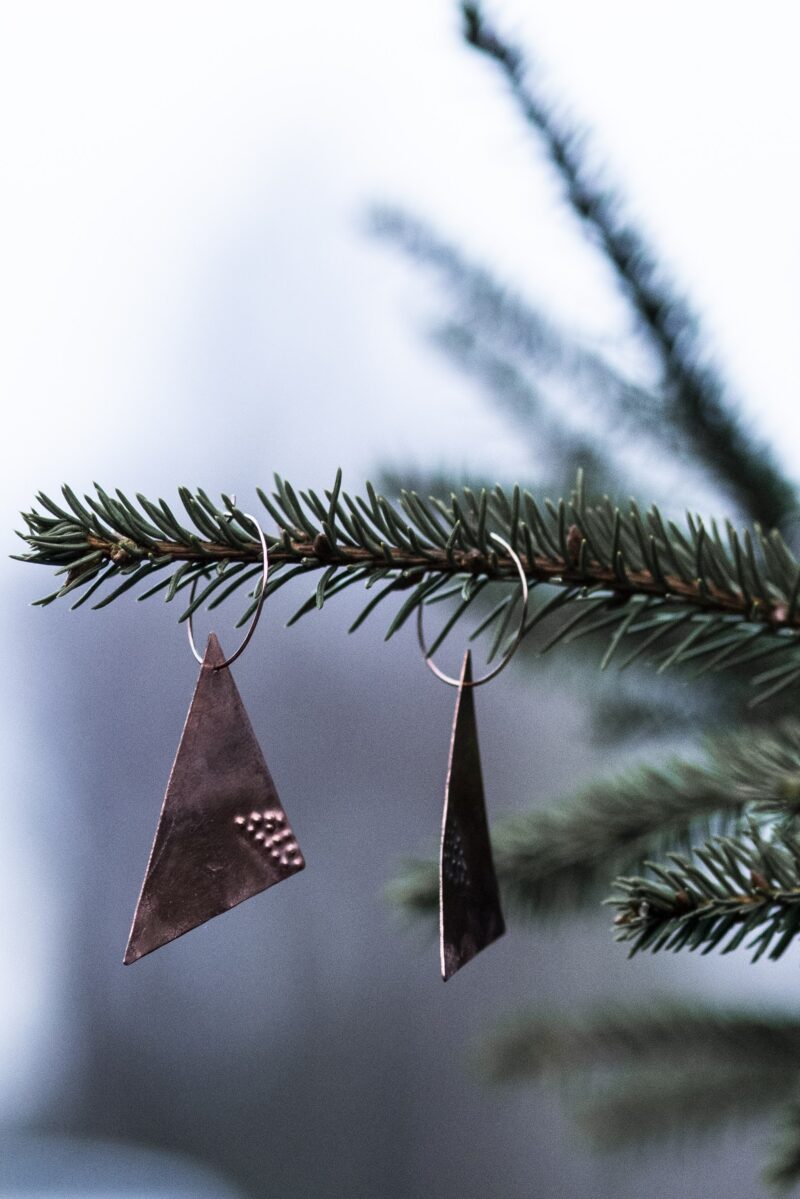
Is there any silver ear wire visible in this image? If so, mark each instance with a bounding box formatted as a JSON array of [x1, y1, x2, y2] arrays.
[[187, 506, 269, 670], [416, 533, 529, 688]]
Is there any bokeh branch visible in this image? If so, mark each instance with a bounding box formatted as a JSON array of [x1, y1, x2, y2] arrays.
[[480, 1002, 800, 1152], [460, 1, 797, 530], [390, 721, 800, 919]]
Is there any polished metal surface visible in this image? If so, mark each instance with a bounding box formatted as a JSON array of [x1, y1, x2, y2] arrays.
[[187, 508, 270, 669], [417, 532, 529, 689], [439, 651, 505, 980], [124, 633, 305, 964]]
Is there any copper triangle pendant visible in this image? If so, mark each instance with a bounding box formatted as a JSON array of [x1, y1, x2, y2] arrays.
[[439, 651, 505, 980], [124, 633, 305, 964]]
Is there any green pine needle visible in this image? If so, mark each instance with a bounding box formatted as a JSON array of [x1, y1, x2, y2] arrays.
[[610, 821, 800, 962], [15, 475, 800, 704], [389, 721, 800, 921]]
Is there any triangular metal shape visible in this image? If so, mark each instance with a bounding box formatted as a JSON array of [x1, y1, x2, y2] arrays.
[[439, 651, 505, 980], [124, 633, 304, 964]]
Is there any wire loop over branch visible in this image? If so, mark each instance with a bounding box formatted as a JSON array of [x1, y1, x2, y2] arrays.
[[16, 472, 800, 704]]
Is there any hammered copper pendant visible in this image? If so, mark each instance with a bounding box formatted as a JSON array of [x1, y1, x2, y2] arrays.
[[439, 651, 505, 981], [124, 633, 305, 964]]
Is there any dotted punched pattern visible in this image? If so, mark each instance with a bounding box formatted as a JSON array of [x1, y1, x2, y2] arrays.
[[442, 824, 469, 891], [234, 809, 303, 869]]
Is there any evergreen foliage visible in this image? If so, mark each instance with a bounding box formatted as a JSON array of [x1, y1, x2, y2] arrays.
[[458, 2, 796, 533], [480, 1002, 800, 1081], [17, 476, 800, 703], [611, 822, 800, 963], [390, 722, 800, 917], [769, 1106, 800, 1192], [15, 0, 800, 1191], [481, 1004, 800, 1176]]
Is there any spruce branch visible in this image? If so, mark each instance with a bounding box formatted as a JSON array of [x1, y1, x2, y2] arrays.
[[459, 2, 797, 530], [610, 823, 800, 962], [370, 205, 655, 442], [479, 1003, 800, 1157], [428, 319, 609, 482], [767, 1102, 800, 1192], [575, 1062, 796, 1151], [390, 722, 800, 920], [16, 476, 800, 702], [479, 1002, 800, 1083]]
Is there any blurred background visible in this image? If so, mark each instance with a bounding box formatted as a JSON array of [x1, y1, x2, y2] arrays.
[[3, 2, 800, 1196]]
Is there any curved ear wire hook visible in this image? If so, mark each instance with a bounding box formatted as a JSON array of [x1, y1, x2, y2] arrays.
[[126, 499, 302, 965], [186, 501, 270, 670], [416, 532, 529, 688]]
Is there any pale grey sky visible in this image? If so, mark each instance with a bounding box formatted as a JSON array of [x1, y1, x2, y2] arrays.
[[2, 1, 799, 506]]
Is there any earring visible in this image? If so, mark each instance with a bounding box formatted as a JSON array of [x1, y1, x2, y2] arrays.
[[417, 533, 529, 981], [124, 507, 305, 964]]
